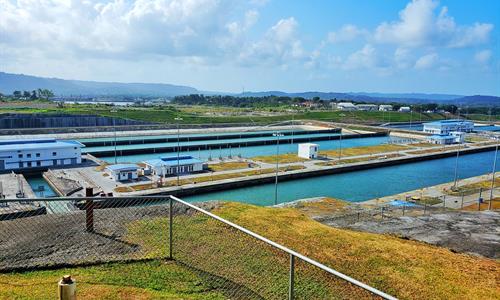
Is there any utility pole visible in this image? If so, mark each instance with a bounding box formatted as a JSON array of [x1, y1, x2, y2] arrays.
[[111, 109, 118, 164], [174, 117, 183, 186], [453, 144, 460, 189], [338, 128, 343, 160], [273, 132, 284, 205], [489, 144, 498, 210]]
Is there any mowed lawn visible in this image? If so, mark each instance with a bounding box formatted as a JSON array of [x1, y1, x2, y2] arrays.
[[1, 202, 498, 299]]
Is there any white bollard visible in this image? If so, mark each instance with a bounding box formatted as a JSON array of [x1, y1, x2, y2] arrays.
[[58, 275, 76, 300]]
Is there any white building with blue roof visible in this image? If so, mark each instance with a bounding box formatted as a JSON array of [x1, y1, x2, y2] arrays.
[[423, 119, 473, 135], [0, 138, 84, 172], [106, 164, 139, 181], [143, 155, 206, 176]]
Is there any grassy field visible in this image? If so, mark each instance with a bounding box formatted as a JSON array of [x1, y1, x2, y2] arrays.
[[317, 153, 404, 166], [0, 260, 227, 299], [252, 153, 309, 164], [0, 104, 449, 125], [207, 161, 254, 172], [444, 177, 499, 196], [320, 144, 409, 158], [1, 201, 498, 299]]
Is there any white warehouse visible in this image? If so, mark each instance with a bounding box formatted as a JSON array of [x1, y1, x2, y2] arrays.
[[298, 143, 319, 159], [106, 164, 139, 182], [423, 120, 474, 135], [143, 155, 206, 176], [0, 138, 84, 172]]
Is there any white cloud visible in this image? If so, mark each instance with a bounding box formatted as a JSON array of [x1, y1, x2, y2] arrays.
[[474, 49, 492, 64], [343, 44, 378, 70], [238, 17, 305, 66], [327, 25, 368, 43], [374, 0, 493, 48], [414, 53, 438, 69]]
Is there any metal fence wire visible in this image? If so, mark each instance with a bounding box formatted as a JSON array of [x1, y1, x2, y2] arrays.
[[0, 195, 395, 299]]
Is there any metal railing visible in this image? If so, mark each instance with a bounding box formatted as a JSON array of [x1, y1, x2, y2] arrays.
[[0, 195, 396, 299]]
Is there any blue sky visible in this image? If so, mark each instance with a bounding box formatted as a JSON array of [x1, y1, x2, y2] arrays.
[[1, 0, 499, 95]]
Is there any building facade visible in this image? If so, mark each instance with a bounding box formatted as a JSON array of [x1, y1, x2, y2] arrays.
[[298, 143, 319, 159], [336, 102, 357, 111], [106, 164, 139, 182], [356, 104, 378, 111], [398, 107, 411, 112], [0, 139, 83, 172], [423, 120, 474, 135], [143, 155, 206, 176], [379, 105, 393, 111]]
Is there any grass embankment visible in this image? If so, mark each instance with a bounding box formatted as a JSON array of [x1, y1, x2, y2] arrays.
[[317, 153, 404, 167], [406, 145, 464, 155], [0, 260, 226, 299], [115, 165, 305, 192], [320, 144, 409, 158], [208, 161, 255, 172], [445, 178, 500, 196], [1, 202, 498, 299], [252, 153, 308, 164], [463, 198, 500, 211]]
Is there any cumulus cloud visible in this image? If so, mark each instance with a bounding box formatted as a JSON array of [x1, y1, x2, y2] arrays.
[[343, 44, 378, 70], [414, 53, 438, 69], [0, 0, 261, 60], [238, 17, 305, 66], [374, 0, 493, 48], [327, 25, 368, 43]]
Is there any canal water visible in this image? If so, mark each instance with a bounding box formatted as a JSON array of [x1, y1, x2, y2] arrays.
[[183, 150, 498, 205], [99, 135, 393, 163], [25, 175, 57, 198]]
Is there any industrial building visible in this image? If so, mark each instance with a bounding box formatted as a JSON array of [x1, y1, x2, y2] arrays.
[[423, 120, 474, 135], [106, 164, 139, 182], [379, 105, 393, 111], [427, 132, 466, 145], [143, 155, 206, 176], [298, 143, 319, 159], [336, 102, 357, 111], [356, 104, 378, 111], [398, 106, 411, 112], [0, 138, 83, 172]]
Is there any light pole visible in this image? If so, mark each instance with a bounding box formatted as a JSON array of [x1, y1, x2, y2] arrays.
[[273, 132, 284, 205], [338, 128, 343, 160], [111, 109, 118, 164], [489, 144, 498, 210], [174, 117, 183, 186], [453, 142, 461, 189]]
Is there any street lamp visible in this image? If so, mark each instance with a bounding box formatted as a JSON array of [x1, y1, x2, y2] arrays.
[[110, 109, 118, 164], [338, 127, 343, 160], [174, 117, 183, 186], [273, 132, 284, 205]]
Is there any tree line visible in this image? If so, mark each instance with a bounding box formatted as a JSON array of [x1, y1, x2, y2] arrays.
[[0, 89, 55, 100]]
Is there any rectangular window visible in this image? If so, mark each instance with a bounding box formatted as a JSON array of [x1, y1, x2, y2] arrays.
[[27, 153, 31, 158], [36, 153, 40, 157], [27, 162, 32, 167], [36, 161, 41, 166], [53, 159, 57, 165], [52, 152, 57, 156], [18, 154, 23, 158]]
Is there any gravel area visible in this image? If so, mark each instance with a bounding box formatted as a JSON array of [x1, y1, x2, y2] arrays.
[[0, 201, 220, 271]]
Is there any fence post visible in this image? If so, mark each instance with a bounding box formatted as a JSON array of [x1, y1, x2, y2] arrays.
[[460, 192, 464, 209], [169, 197, 173, 259], [85, 187, 94, 232], [402, 203, 405, 216], [442, 195, 446, 210], [478, 188, 483, 212], [288, 254, 295, 300]]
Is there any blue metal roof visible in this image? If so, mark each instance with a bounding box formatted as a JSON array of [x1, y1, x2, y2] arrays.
[[0, 139, 84, 152], [143, 155, 205, 167], [424, 119, 473, 126], [106, 164, 138, 172]]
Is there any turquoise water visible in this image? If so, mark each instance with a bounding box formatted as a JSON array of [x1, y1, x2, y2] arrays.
[[183, 150, 498, 205], [101, 136, 393, 163], [25, 175, 57, 197], [83, 132, 341, 153]]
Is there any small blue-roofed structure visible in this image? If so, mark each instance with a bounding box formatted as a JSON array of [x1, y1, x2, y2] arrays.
[[423, 119, 473, 135], [0, 138, 84, 172], [106, 164, 139, 181], [143, 155, 206, 176]]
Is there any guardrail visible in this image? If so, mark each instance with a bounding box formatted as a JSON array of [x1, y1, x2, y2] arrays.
[[0, 195, 396, 299]]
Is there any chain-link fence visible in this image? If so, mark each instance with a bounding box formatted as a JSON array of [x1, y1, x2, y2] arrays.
[[0, 195, 395, 299]]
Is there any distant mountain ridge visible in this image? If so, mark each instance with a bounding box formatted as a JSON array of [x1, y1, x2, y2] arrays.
[[0, 72, 198, 97], [0, 71, 498, 106]]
